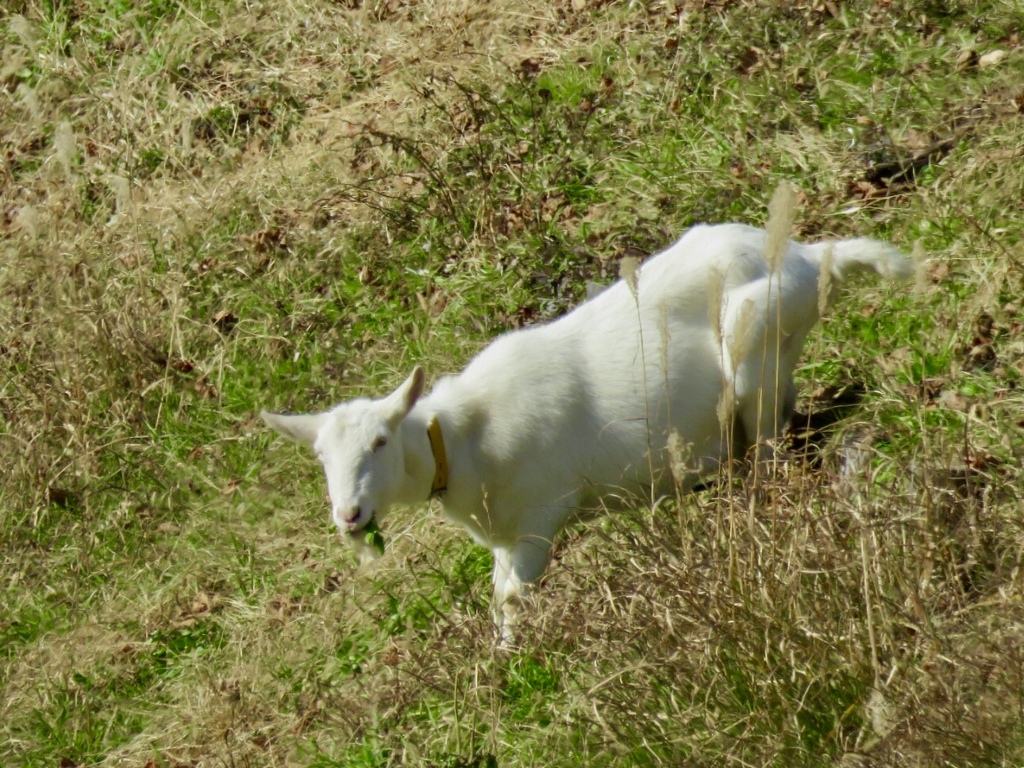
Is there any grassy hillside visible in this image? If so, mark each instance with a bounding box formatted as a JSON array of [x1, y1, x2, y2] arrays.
[[3, 0, 1024, 765]]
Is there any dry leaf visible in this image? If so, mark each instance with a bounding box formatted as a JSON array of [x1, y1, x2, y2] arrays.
[[955, 48, 979, 71], [189, 591, 214, 616], [978, 50, 1007, 70], [938, 389, 969, 411], [519, 58, 541, 77], [926, 261, 950, 282], [212, 309, 238, 333], [194, 377, 220, 399]]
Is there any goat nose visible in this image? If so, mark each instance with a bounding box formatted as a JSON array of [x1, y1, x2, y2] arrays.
[[337, 505, 363, 529]]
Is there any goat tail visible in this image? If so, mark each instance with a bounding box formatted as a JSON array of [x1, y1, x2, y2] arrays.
[[815, 238, 914, 282]]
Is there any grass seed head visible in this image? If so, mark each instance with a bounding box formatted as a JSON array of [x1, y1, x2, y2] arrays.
[[666, 429, 693, 488], [54, 120, 77, 179], [10, 14, 35, 52], [17, 83, 41, 118], [111, 175, 132, 216], [620, 255, 640, 301], [726, 297, 756, 375], [818, 243, 835, 317], [16, 205, 39, 241], [912, 240, 930, 294], [716, 385, 736, 433], [765, 181, 796, 275]]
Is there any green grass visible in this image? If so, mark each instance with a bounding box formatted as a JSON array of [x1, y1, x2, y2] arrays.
[[3, 0, 1024, 765]]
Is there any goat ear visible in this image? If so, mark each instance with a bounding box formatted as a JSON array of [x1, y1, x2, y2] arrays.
[[261, 410, 326, 448], [382, 366, 425, 427]]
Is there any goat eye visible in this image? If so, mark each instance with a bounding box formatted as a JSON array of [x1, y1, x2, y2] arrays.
[[372, 436, 388, 453]]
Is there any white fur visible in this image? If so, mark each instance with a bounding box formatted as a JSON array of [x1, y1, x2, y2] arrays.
[[262, 223, 911, 642]]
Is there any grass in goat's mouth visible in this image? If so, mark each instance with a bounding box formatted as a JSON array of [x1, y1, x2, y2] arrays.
[[362, 517, 386, 555]]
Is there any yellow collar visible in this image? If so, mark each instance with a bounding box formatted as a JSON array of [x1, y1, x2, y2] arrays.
[[426, 416, 449, 497]]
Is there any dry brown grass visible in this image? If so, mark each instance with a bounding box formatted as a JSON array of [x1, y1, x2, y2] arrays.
[[4, 0, 1024, 765]]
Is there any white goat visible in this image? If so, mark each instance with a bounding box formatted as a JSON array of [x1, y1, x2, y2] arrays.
[[262, 223, 912, 642]]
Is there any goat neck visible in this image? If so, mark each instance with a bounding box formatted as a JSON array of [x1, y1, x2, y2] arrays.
[[396, 407, 448, 506]]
